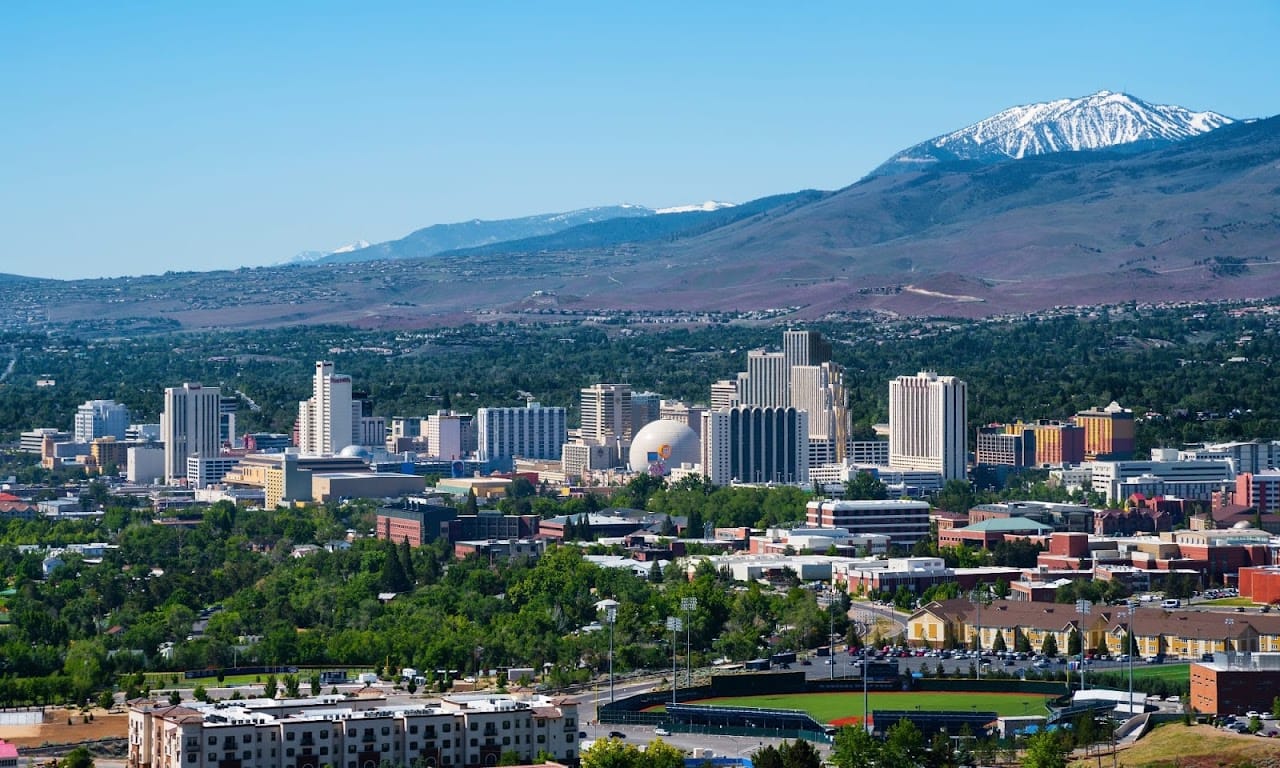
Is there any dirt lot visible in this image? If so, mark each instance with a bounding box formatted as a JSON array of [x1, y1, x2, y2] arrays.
[[0, 707, 128, 748]]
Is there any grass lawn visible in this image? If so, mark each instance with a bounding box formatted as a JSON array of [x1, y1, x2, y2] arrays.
[[1198, 598, 1257, 607], [135, 670, 376, 689], [1096, 722, 1280, 768], [660, 691, 1053, 722]]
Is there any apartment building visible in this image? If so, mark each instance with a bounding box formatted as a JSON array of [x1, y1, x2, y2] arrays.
[[128, 694, 580, 768]]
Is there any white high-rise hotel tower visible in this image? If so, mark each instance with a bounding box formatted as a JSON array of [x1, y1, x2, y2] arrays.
[[298, 361, 361, 455], [889, 371, 968, 481]]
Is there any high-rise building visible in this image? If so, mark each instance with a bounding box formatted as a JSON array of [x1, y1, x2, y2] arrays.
[[477, 401, 567, 471], [975, 425, 1036, 467], [888, 371, 968, 481], [631, 391, 662, 434], [579, 383, 632, 444], [783, 329, 832, 369], [73, 399, 130, 443], [740, 350, 788, 407], [1023, 420, 1084, 466], [161, 383, 222, 484], [297, 361, 361, 455], [701, 406, 809, 486], [219, 396, 238, 448], [1073, 401, 1136, 461], [426, 410, 474, 459], [710, 380, 740, 411]]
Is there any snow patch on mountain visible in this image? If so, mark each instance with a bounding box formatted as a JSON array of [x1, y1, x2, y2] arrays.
[[655, 201, 737, 214], [285, 240, 371, 264]]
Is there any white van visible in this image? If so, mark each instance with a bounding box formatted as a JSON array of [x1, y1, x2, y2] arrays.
[[1161, 599, 1180, 609]]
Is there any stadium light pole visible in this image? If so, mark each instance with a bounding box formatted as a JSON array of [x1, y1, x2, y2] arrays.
[[666, 616, 682, 709], [681, 597, 698, 689], [606, 605, 617, 704], [863, 642, 871, 735], [1126, 604, 1136, 716], [828, 587, 836, 681], [970, 585, 989, 680], [1076, 599, 1092, 691]]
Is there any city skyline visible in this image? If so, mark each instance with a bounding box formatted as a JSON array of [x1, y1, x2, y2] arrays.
[[2, 2, 1277, 280]]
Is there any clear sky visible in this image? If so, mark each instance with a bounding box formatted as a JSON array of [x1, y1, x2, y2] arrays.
[[2, 1, 1277, 280]]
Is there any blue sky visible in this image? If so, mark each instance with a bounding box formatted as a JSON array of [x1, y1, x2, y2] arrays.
[[2, 1, 1277, 280]]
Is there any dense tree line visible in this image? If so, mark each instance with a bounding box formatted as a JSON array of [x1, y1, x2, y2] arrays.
[[5, 302, 1280, 454], [0, 481, 842, 703]]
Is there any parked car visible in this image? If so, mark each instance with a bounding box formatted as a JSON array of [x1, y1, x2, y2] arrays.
[[609, 731, 626, 739], [654, 727, 670, 736]]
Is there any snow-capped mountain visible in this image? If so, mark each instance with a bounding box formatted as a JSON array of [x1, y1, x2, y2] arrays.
[[869, 90, 1235, 176]]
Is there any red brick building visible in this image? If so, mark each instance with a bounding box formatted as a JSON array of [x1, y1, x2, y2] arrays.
[[1239, 565, 1280, 605], [1190, 656, 1280, 715]]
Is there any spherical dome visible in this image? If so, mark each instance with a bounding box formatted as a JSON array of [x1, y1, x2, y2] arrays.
[[338, 445, 374, 461], [628, 420, 699, 476], [1232, 520, 1253, 529]]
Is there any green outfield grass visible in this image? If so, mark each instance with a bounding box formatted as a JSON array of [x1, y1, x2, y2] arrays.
[[654, 691, 1053, 722], [1129, 663, 1190, 682]]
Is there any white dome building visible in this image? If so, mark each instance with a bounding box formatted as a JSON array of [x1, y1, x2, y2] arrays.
[[628, 420, 699, 476]]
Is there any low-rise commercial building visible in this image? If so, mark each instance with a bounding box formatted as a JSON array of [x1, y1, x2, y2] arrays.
[[1190, 653, 1280, 715], [806, 499, 932, 547]]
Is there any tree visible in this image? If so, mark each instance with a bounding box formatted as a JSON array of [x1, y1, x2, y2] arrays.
[[193, 684, 208, 702], [283, 674, 301, 698], [927, 730, 957, 768], [643, 739, 686, 768], [845, 471, 888, 501], [752, 745, 784, 768], [992, 631, 1007, 653], [581, 736, 642, 768], [398, 538, 416, 583], [1068, 628, 1081, 657], [1041, 633, 1059, 658], [310, 674, 321, 696], [63, 638, 108, 704], [1021, 731, 1068, 768], [831, 725, 880, 768], [1272, 695, 1280, 721], [463, 489, 479, 516], [96, 690, 115, 710], [263, 674, 278, 699], [498, 750, 524, 765], [167, 690, 181, 706], [779, 739, 821, 768], [1014, 627, 1032, 653], [61, 747, 94, 768], [883, 718, 927, 768]]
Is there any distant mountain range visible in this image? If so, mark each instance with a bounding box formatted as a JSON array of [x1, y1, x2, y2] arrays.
[[869, 90, 1234, 176], [8, 90, 1277, 329], [311, 202, 738, 265]]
